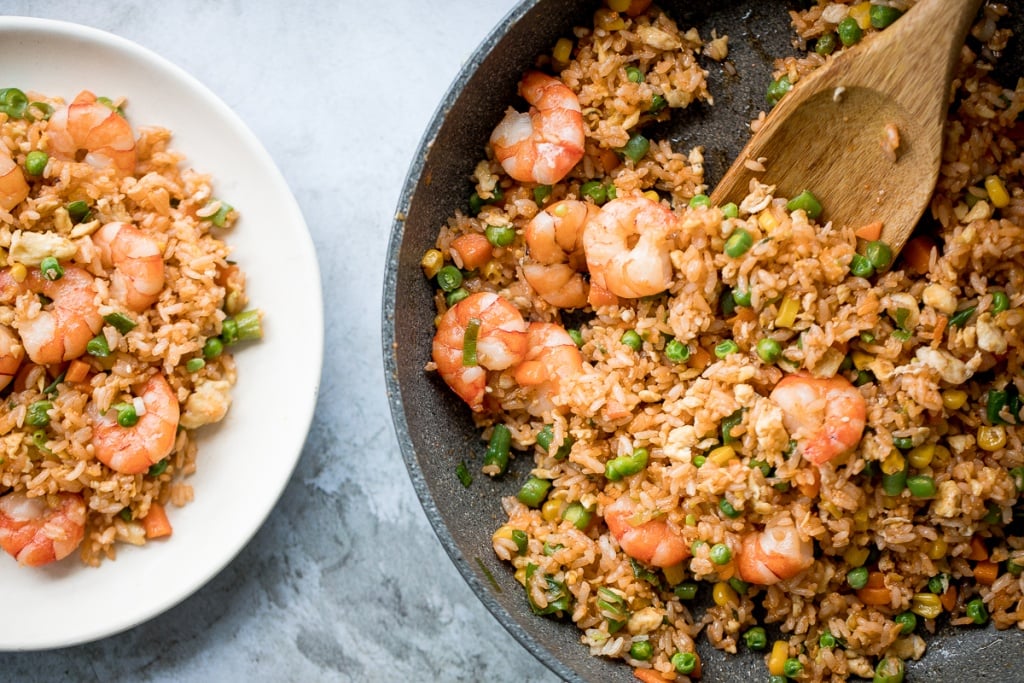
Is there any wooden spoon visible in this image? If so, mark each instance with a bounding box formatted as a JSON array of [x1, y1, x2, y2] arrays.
[[709, 0, 983, 253]]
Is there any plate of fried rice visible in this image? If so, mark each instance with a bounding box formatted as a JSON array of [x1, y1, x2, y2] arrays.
[[385, 0, 1024, 680], [0, 17, 321, 649]]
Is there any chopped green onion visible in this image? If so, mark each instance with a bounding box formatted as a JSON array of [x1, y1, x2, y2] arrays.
[[580, 180, 608, 205], [533, 185, 552, 205], [0, 88, 28, 119], [786, 189, 823, 220], [715, 339, 739, 358], [562, 502, 592, 530], [436, 265, 463, 292], [39, 256, 63, 281], [724, 227, 753, 257], [625, 66, 644, 83], [949, 305, 977, 328], [536, 424, 573, 460], [87, 334, 111, 357], [620, 133, 650, 163], [66, 200, 91, 224], [462, 317, 480, 367], [103, 312, 137, 334], [567, 328, 583, 347], [227, 310, 262, 343], [208, 200, 233, 227], [517, 477, 551, 508], [873, 656, 904, 683], [674, 581, 698, 600], [906, 474, 936, 498], [511, 529, 528, 555], [721, 409, 743, 444], [445, 288, 469, 307], [605, 448, 649, 482], [148, 458, 169, 477], [483, 423, 511, 474], [26, 400, 53, 427], [455, 461, 473, 488]]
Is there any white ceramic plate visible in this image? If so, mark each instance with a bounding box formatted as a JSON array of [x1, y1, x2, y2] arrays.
[[0, 17, 322, 649]]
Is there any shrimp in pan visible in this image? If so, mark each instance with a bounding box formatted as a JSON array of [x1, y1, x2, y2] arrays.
[[769, 373, 867, 465], [521, 199, 597, 309], [604, 495, 690, 568], [490, 71, 585, 186], [737, 513, 815, 585], [584, 195, 677, 299], [513, 322, 583, 417], [432, 292, 528, 412]]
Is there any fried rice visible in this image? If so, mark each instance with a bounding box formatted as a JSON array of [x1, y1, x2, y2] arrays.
[[0, 88, 260, 567], [423, 1, 1024, 680]]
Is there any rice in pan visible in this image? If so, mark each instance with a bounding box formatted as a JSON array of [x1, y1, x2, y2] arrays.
[[0, 88, 260, 567]]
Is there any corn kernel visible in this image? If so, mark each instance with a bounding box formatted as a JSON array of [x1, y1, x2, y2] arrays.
[[9, 262, 26, 283], [850, 2, 872, 29], [594, 8, 626, 31], [853, 508, 870, 531], [420, 249, 444, 279], [908, 444, 935, 469], [643, 190, 660, 203], [515, 566, 527, 586], [492, 525, 515, 543], [881, 450, 905, 475], [775, 296, 800, 328], [978, 425, 1007, 452], [851, 350, 873, 371], [942, 389, 968, 410], [932, 444, 951, 468], [712, 581, 738, 607], [985, 175, 1011, 209], [552, 37, 573, 64], [768, 640, 789, 676], [481, 260, 503, 283], [910, 592, 943, 619], [758, 208, 780, 234], [925, 537, 948, 560], [843, 546, 870, 568], [663, 562, 686, 586], [606, 0, 631, 11], [541, 499, 562, 522], [708, 445, 736, 467]]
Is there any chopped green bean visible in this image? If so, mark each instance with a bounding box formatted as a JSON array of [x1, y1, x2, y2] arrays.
[[517, 477, 551, 508]]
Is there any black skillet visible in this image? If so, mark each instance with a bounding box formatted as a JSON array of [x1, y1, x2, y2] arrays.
[[383, 1, 1024, 680]]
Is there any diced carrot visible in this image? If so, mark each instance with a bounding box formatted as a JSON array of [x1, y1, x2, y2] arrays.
[[588, 282, 619, 307], [974, 560, 999, 586], [854, 220, 883, 241], [940, 584, 958, 612], [931, 315, 948, 347], [142, 502, 173, 539], [634, 668, 673, 683], [449, 233, 493, 270], [796, 467, 821, 499], [900, 235, 936, 275], [65, 359, 90, 384], [598, 147, 622, 174], [866, 571, 886, 589], [687, 346, 713, 372], [968, 536, 989, 561], [857, 586, 892, 605]]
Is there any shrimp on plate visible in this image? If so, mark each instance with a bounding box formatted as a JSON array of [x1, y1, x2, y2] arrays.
[[0, 491, 86, 567], [0, 326, 24, 391], [91, 373, 180, 475], [432, 291, 528, 412], [521, 199, 597, 309], [583, 195, 677, 299], [0, 265, 102, 365], [490, 71, 585, 186], [47, 90, 136, 175], [604, 495, 690, 568], [514, 322, 583, 416], [769, 373, 867, 465], [92, 221, 165, 312], [737, 513, 815, 585], [0, 152, 29, 212]]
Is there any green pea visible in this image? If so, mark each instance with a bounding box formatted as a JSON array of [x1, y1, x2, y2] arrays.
[[749, 459, 772, 478], [893, 436, 914, 450], [928, 573, 949, 594], [730, 287, 752, 307], [837, 16, 863, 46], [894, 611, 917, 635], [721, 202, 739, 219], [966, 598, 988, 624], [870, 4, 903, 29], [692, 454, 706, 468], [113, 402, 139, 428], [724, 227, 753, 257], [786, 189, 823, 220], [689, 194, 711, 209], [674, 581, 698, 600], [873, 656, 905, 683], [580, 180, 608, 205], [24, 150, 48, 176], [881, 467, 908, 496], [671, 652, 697, 675], [664, 339, 690, 363], [819, 630, 837, 648], [991, 290, 1010, 314], [769, 676, 788, 683], [865, 240, 893, 270], [484, 224, 515, 248], [715, 339, 739, 358], [620, 134, 650, 163], [718, 499, 740, 520], [846, 566, 870, 590], [756, 337, 782, 363], [849, 253, 875, 278], [783, 658, 804, 678], [516, 476, 551, 508], [436, 265, 463, 292], [629, 640, 653, 661], [202, 336, 224, 359], [66, 200, 91, 224], [185, 358, 206, 373], [621, 329, 642, 351], [709, 542, 732, 564], [649, 94, 667, 114], [148, 458, 169, 477], [815, 32, 837, 55], [533, 185, 552, 205], [743, 626, 767, 651], [26, 400, 53, 427], [766, 74, 792, 105], [906, 474, 936, 498], [625, 66, 644, 83]]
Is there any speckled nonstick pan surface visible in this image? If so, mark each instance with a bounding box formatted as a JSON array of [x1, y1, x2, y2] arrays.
[[383, 2, 1024, 681]]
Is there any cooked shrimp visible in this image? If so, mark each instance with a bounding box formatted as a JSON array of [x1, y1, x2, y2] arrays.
[[0, 265, 102, 365], [0, 491, 86, 567], [737, 513, 815, 585], [604, 495, 690, 568], [514, 322, 583, 416], [490, 71, 585, 185], [769, 373, 867, 465], [0, 152, 29, 212], [47, 90, 136, 175], [522, 199, 597, 309], [432, 292, 528, 412], [0, 325, 24, 390], [91, 373, 180, 474], [583, 196, 677, 298], [92, 221, 165, 312]]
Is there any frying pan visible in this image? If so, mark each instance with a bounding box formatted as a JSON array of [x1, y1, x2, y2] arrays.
[[383, 1, 1024, 680]]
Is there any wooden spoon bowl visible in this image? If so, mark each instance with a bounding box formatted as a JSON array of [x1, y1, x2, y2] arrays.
[[710, 0, 984, 253]]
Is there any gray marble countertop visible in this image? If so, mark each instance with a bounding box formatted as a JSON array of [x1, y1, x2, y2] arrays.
[[0, 2, 558, 681]]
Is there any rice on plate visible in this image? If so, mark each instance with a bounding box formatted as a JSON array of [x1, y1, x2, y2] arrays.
[[420, 1, 1024, 680], [0, 86, 260, 568]]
